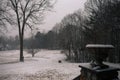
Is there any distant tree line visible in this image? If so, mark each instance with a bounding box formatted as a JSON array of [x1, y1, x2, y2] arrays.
[[0, 36, 19, 50], [23, 31, 58, 50]]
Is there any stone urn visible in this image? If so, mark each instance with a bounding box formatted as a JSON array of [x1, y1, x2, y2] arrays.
[[86, 44, 114, 69], [75, 44, 120, 80]]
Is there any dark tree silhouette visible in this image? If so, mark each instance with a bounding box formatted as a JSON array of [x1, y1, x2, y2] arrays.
[[85, 0, 120, 62]]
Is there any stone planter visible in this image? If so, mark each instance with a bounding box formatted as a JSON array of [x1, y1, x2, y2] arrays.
[[77, 44, 120, 80], [86, 44, 114, 70]]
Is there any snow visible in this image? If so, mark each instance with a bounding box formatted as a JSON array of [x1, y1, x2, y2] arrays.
[[86, 44, 114, 48], [0, 50, 80, 80], [0, 50, 119, 80]]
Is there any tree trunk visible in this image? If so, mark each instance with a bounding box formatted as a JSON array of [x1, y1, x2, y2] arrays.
[[20, 35, 24, 62], [68, 46, 71, 60]]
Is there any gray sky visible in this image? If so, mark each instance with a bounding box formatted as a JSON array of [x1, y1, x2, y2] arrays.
[[8, 0, 87, 37]]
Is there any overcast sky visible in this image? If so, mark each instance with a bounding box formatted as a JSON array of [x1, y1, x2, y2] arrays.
[[8, 0, 87, 37], [39, 0, 87, 32]]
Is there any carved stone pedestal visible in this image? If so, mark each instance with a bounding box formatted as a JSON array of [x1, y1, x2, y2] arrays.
[[79, 64, 120, 80]]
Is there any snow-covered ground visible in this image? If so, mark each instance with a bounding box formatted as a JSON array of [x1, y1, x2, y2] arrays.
[[0, 50, 80, 80], [0, 50, 119, 80]]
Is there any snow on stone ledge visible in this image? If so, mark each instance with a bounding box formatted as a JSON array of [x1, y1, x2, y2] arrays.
[[86, 44, 114, 49]]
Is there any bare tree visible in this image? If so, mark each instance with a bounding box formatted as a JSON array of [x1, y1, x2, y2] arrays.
[[7, 0, 55, 62], [0, 0, 13, 33], [58, 10, 89, 62]]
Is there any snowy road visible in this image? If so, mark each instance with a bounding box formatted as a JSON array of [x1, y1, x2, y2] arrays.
[[0, 50, 80, 80]]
